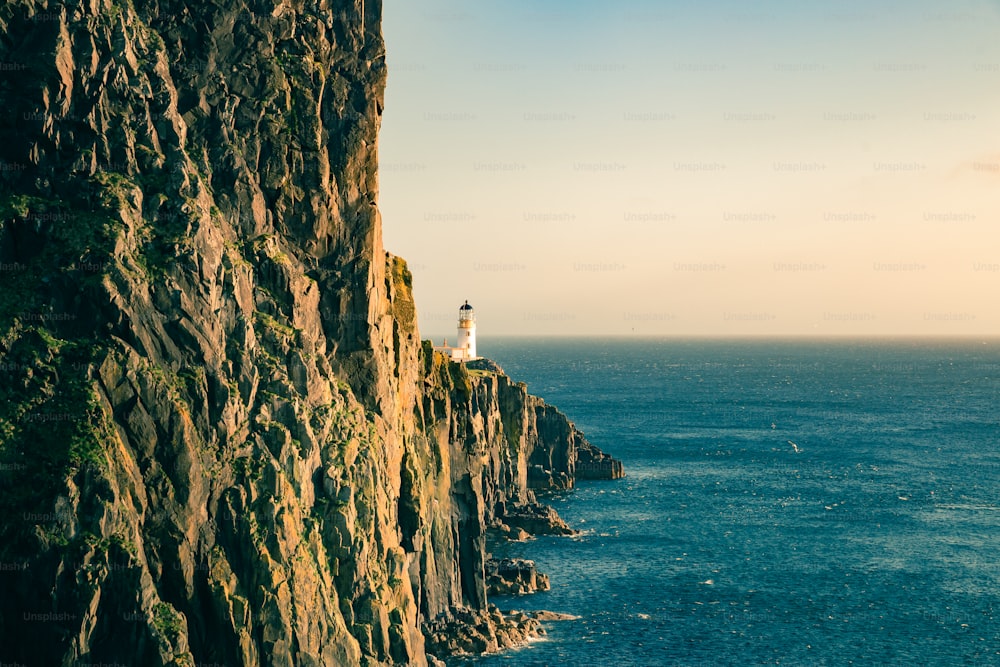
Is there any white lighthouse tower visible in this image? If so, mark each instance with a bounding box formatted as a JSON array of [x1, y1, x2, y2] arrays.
[[456, 300, 477, 360], [433, 300, 480, 361]]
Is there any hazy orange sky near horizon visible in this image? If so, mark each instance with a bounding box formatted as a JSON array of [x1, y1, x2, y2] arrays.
[[378, 0, 1000, 338]]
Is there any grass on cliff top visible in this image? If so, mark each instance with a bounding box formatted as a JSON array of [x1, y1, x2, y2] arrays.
[[417, 340, 475, 398], [391, 255, 413, 289]]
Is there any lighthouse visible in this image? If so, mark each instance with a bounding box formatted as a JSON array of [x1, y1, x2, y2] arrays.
[[456, 300, 477, 360], [433, 301, 479, 361]]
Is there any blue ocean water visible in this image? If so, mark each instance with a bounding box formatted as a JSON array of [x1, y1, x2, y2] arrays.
[[472, 338, 1000, 667]]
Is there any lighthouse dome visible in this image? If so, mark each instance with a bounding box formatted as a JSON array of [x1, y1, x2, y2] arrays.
[[460, 301, 474, 310]]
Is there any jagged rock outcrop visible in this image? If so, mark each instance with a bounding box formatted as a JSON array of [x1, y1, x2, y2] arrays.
[[527, 402, 625, 490], [485, 558, 550, 597], [576, 439, 626, 480], [0, 1, 623, 665], [422, 606, 542, 660]]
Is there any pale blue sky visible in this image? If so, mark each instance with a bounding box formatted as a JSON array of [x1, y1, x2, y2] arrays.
[[379, 0, 1000, 337]]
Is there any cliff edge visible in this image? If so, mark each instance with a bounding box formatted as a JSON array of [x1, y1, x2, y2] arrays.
[[0, 1, 622, 664]]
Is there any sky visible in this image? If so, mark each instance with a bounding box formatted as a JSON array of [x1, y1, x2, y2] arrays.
[[378, 0, 1000, 338]]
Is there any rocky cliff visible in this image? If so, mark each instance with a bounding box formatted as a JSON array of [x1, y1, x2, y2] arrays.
[[0, 1, 622, 665]]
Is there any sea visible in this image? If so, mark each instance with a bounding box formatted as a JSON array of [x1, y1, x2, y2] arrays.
[[470, 337, 1000, 667]]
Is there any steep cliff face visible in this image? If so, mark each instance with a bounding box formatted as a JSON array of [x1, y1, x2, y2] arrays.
[[0, 1, 621, 665]]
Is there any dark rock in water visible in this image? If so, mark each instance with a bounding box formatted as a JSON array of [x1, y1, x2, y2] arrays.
[[422, 605, 543, 659], [530, 610, 580, 622], [489, 520, 532, 542], [502, 502, 577, 536], [577, 439, 627, 480], [486, 557, 550, 596], [0, 1, 622, 665], [528, 462, 574, 490]]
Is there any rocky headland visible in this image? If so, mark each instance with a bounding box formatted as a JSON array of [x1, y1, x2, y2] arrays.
[[0, 0, 623, 664]]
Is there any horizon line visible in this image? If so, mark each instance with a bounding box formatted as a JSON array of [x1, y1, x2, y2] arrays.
[[421, 332, 1000, 341]]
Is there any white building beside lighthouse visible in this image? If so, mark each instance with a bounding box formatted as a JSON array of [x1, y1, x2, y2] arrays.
[[434, 301, 479, 361]]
